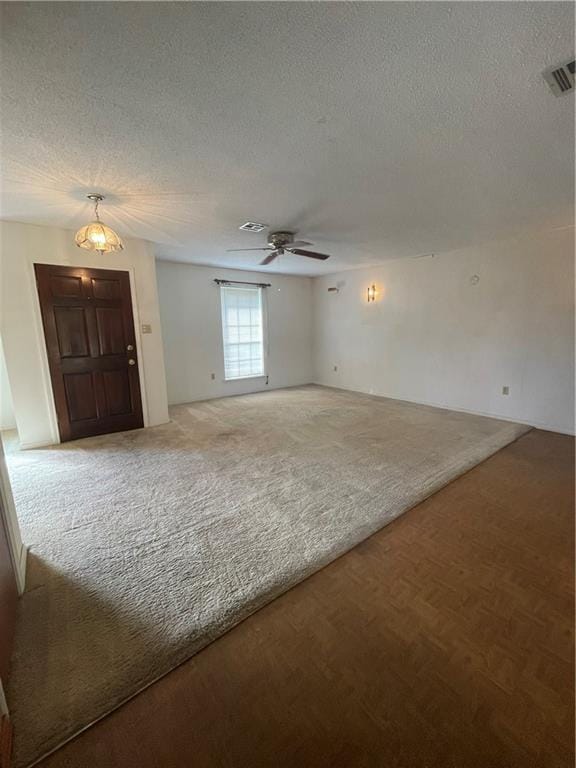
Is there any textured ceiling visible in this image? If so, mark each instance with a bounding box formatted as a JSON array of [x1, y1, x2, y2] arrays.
[[1, 2, 574, 275]]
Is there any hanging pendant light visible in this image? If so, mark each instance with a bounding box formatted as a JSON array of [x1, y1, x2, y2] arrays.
[[74, 194, 124, 255]]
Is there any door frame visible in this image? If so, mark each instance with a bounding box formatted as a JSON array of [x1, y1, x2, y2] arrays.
[[27, 260, 150, 447], [0, 443, 25, 596]]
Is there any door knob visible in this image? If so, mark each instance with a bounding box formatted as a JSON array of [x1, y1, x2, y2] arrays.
[[128, 359, 136, 366], [126, 344, 134, 351]]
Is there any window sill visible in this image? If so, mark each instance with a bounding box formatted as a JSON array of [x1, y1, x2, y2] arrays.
[[224, 375, 267, 382]]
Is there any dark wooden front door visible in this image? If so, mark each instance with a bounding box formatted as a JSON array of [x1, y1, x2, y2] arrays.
[[35, 264, 144, 442]]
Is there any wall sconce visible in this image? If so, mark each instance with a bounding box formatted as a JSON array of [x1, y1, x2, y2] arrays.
[[367, 284, 377, 302]]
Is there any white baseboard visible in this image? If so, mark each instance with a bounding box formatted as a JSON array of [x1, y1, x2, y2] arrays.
[[168, 379, 314, 407], [18, 438, 56, 450], [311, 380, 575, 437]]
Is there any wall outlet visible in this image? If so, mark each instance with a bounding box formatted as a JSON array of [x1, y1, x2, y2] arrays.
[[210, 373, 216, 380], [333, 365, 338, 372], [502, 385, 510, 395]]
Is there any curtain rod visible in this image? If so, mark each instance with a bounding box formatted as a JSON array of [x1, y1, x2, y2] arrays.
[[214, 279, 271, 288]]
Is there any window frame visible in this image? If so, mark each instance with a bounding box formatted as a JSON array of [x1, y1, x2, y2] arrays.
[[219, 284, 267, 382]]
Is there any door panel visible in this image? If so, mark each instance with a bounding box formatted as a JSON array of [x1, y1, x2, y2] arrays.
[[64, 373, 98, 422], [102, 370, 132, 415], [54, 307, 90, 358], [95, 307, 125, 355], [35, 264, 144, 442], [91, 277, 121, 300], [50, 275, 83, 297]]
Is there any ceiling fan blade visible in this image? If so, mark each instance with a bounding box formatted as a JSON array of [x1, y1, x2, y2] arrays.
[[286, 240, 313, 248], [260, 251, 279, 265], [287, 248, 331, 260], [226, 247, 273, 252]]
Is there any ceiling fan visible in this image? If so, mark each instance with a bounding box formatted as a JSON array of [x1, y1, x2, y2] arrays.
[[227, 231, 331, 265]]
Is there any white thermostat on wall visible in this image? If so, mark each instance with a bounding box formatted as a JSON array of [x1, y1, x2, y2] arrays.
[[141, 323, 152, 334]]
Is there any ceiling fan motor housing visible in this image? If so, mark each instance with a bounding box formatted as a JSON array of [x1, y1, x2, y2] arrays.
[[268, 231, 295, 249]]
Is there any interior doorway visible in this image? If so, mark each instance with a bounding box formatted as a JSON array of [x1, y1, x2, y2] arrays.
[[34, 264, 144, 442]]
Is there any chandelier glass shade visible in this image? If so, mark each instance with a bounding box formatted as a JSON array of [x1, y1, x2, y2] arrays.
[[75, 194, 124, 255]]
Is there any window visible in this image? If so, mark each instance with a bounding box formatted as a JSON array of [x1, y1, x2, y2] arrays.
[[220, 285, 265, 380]]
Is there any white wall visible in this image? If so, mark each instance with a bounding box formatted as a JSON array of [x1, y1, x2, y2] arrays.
[[2, 221, 571, 439], [0, 221, 169, 448], [0, 338, 16, 431], [313, 228, 575, 434], [157, 262, 313, 404]]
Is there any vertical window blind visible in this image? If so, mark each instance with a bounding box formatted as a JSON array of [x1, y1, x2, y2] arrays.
[[220, 285, 265, 380]]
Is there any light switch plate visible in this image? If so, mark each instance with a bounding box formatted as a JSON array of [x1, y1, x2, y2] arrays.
[[141, 324, 152, 334]]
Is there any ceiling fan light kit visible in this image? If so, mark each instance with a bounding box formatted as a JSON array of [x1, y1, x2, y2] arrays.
[[227, 231, 331, 265], [74, 194, 124, 255]]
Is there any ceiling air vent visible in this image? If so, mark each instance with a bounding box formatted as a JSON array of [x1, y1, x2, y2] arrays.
[[543, 59, 575, 96], [239, 221, 267, 232]]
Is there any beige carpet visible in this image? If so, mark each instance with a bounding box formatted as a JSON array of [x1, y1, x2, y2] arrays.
[[5, 385, 530, 767]]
